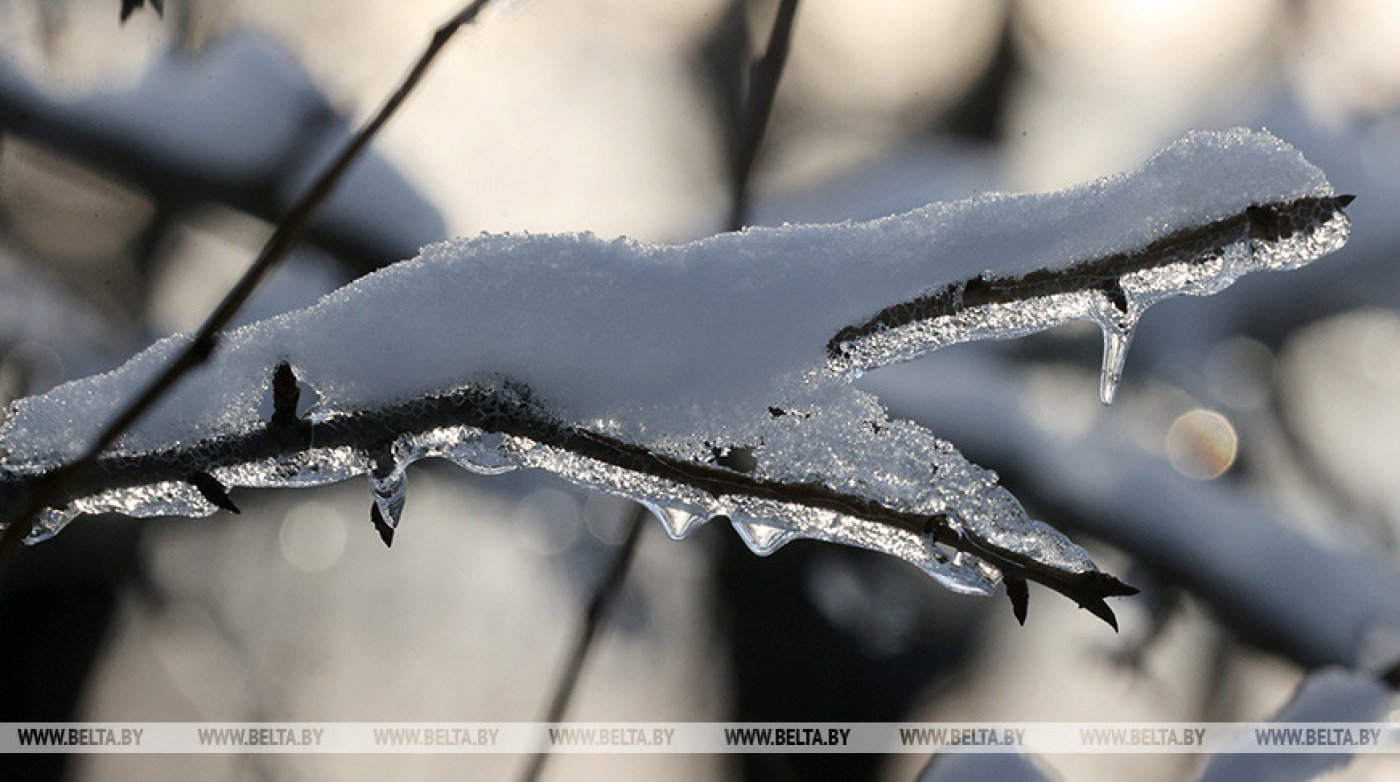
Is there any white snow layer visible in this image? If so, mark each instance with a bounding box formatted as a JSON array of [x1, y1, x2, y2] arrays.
[[0, 129, 1350, 597]]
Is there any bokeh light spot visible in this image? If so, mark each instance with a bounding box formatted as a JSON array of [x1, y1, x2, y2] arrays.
[[279, 501, 348, 573], [1166, 409, 1239, 480]]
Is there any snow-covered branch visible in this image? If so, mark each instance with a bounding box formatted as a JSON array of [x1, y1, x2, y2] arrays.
[[0, 129, 1352, 627]]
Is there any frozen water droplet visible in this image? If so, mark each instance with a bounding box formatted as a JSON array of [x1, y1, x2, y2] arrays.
[[450, 456, 517, 476], [1097, 323, 1135, 405], [643, 502, 704, 540], [24, 508, 76, 544], [444, 437, 518, 475], [369, 472, 407, 531], [731, 517, 797, 556]]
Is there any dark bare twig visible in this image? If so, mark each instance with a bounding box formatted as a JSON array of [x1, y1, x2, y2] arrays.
[[120, 0, 163, 24], [0, 0, 496, 571], [523, 6, 803, 778], [726, 0, 801, 231], [519, 503, 647, 782], [545, 508, 646, 722]]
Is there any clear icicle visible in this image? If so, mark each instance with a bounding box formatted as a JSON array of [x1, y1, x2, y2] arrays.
[[27, 508, 78, 544], [1097, 323, 1135, 405], [369, 471, 407, 532], [643, 502, 705, 540], [731, 517, 798, 556]]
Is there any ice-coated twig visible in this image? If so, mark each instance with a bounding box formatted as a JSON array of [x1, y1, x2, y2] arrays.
[[828, 194, 1354, 405], [0, 374, 1138, 625], [0, 0, 496, 569]]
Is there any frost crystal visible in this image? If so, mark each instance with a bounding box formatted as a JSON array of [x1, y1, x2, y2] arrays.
[[0, 129, 1352, 625]]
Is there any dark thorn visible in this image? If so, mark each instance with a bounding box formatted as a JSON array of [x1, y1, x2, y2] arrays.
[[190, 472, 239, 514], [1054, 571, 1138, 631], [371, 503, 395, 547], [919, 514, 948, 538], [1100, 278, 1129, 315], [1080, 597, 1120, 632], [1337, 194, 1356, 208], [1006, 576, 1029, 625], [270, 361, 302, 431], [767, 406, 786, 417]]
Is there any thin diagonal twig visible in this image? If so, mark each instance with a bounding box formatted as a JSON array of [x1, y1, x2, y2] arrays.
[[519, 503, 647, 782], [0, 0, 495, 570], [521, 5, 802, 780], [726, 0, 800, 231], [541, 507, 648, 724]]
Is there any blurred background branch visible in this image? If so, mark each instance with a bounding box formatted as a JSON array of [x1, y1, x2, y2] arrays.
[[526, 5, 801, 780]]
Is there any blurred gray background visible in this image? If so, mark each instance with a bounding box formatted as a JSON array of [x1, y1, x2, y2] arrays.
[[2, 1, 1399, 779]]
